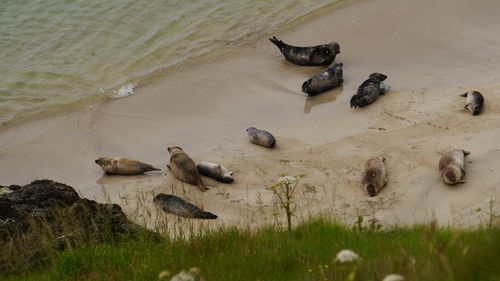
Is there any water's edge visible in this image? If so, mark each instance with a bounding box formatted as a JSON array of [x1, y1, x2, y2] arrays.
[[0, 0, 344, 129]]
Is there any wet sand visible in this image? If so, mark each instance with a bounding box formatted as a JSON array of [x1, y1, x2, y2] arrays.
[[1, 0, 499, 229]]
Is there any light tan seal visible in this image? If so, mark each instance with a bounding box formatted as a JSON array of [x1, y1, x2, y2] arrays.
[[94, 157, 160, 175], [167, 146, 208, 191], [439, 149, 470, 185], [361, 157, 387, 197]]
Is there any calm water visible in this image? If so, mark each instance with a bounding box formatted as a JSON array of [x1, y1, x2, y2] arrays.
[[0, 0, 337, 124]]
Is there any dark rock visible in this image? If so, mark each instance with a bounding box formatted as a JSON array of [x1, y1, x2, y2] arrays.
[[0, 179, 151, 274]]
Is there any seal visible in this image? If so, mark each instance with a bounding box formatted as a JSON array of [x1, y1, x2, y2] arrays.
[[167, 146, 208, 191], [460, 91, 484, 116], [439, 149, 470, 185], [350, 73, 388, 108], [361, 157, 387, 197], [153, 193, 217, 219], [302, 63, 343, 96], [246, 127, 276, 148], [94, 157, 160, 175], [269, 36, 340, 66], [196, 162, 234, 183]]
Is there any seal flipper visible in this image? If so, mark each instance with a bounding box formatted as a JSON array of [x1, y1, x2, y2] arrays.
[[350, 95, 359, 108], [140, 164, 161, 172], [269, 36, 287, 50], [459, 93, 468, 97], [198, 211, 217, 219], [198, 179, 208, 192], [462, 150, 471, 156]]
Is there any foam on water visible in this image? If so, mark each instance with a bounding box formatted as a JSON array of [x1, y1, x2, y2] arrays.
[[111, 83, 137, 99], [0, 0, 338, 124]]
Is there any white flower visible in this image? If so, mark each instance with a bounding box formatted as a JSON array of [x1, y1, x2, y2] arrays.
[[278, 176, 296, 185], [485, 196, 495, 204], [336, 249, 359, 263], [170, 268, 201, 281], [158, 270, 171, 280], [170, 271, 194, 281], [382, 274, 405, 281]]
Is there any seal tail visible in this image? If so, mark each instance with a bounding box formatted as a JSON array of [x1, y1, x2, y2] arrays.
[[350, 95, 359, 108], [197, 179, 208, 192], [198, 211, 218, 219], [269, 36, 286, 49], [141, 164, 161, 172], [269, 138, 276, 148], [459, 92, 468, 97]]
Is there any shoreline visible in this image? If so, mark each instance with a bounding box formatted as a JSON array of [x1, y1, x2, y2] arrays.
[[1, 0, 499, 228], [0, 0, 343, 131]]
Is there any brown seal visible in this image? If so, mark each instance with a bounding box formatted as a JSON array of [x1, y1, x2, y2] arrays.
[[439, 149, 470, 185], [94, 157, 160, 175], [361, 157, 387, 197], [167, 146, 208, 191]]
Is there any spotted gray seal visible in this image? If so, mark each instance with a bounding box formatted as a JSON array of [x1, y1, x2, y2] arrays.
[[153, 193, 217, 219], [350, 73, 388, 108], [196, 162, 234, 183], [439, 149, 470, 185], [246, 127, 276, 148], [167, 146, 208, 191], [269, 36, 340, 66], [302, 63, 343, 96], [460, 91, 484, 116], [361, 157, 387, 197], [94, 157, 160, 175]]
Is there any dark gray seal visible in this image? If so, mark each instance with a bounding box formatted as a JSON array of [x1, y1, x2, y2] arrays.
[[302, 63, 343, 96], [246, 127, 276, 148], [269, 36, 340, 66], [460, 91, 484, 116], [361, 157, 387, 197], [350, 73, 388, 108], [439, 149, 470, 185], [153, 193, 217, 219], [196, 162, 234, 183]]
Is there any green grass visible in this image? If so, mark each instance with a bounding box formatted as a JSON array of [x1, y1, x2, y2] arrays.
[[4, 219, 500, 281]]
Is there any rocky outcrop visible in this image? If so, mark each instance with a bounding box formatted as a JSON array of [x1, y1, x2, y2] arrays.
[[0, 180, 145, 274]]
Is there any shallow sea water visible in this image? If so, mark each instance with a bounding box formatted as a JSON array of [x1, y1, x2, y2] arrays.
[[0, 0, 337, 124]]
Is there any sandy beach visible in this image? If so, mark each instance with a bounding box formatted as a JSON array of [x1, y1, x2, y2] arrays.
[[1, 0, 499, 229]]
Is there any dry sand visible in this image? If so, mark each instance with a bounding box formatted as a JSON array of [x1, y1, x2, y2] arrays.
[[1, 0, 500, 230]]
